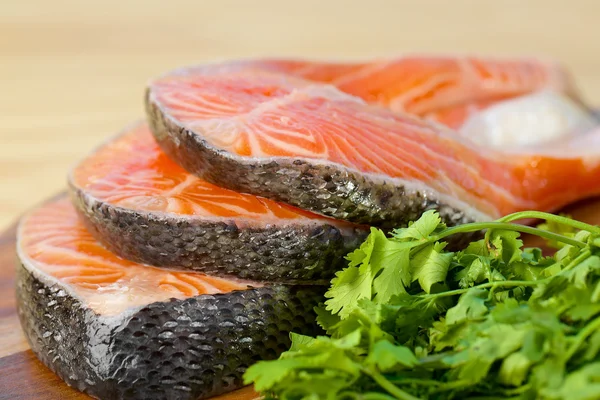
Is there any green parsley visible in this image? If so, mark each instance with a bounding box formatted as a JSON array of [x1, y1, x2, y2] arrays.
[[244, 210, 600, 400]]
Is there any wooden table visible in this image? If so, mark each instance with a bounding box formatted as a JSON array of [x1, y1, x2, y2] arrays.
[[1, 0, 600, 231]]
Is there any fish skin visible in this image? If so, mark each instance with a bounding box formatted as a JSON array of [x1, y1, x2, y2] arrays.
[[69, 124, 367, 283], [17, 264, 324, 400], [147, 90, 483, 229], [70, 185, 364, 283]]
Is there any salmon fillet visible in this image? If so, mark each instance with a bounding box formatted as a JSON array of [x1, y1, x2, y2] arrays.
[[146, 57, 600, 226]]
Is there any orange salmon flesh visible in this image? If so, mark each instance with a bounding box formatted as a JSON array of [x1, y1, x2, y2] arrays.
[[148, 57, 600, 218], [71, 123, 349, 226], [17, 197, 259, 316]]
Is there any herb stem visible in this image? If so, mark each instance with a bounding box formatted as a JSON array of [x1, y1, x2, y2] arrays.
[[500, 384, 531, 395], [430, 223, 585, 249], [565, 315, 600, 360], [421, 280, 541, 300], [428, 379, 473, 394], [495, 211, 600, 234], [363, 368, 422, 400], [562, 249, 592, 272], [391, 378, 444, 386]]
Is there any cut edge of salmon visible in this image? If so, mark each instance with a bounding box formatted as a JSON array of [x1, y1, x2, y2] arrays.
[[68, 121, 360, 232], [145, 76, 502, 221], [145, 62, 512, 218], [16, 196, 264, 317], [150, 101, 497, 222], [147, 59, 600, 220]]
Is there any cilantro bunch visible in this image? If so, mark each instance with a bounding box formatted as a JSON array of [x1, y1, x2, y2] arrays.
[[244, 211, 600, 400]]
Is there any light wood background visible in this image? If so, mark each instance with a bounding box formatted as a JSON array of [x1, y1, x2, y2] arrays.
[[1, 0, 599, 230]]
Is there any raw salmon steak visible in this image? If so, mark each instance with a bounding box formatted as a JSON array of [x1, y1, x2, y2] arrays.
[[16, 196, 323, 400], [146, 57, 600, 227], [69, 122, 366, 283]]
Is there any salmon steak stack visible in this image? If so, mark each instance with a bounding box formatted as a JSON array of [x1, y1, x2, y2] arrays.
[[15, 56, 600, 400]]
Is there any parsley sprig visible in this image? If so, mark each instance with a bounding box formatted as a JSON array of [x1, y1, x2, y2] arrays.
[[244, 211, 600, 400]]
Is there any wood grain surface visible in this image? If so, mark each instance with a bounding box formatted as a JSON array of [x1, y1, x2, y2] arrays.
[[1, 198, 599, 398], [1, 0, 600, 230]]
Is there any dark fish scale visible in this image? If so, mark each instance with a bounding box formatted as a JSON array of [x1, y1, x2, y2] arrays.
[[16, 263, 325, 400], [70, 185, 366, 284], [146, 94, 477, 230]]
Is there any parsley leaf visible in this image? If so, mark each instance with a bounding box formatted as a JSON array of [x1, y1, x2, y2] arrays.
[[365, 340, 418, 372], [410, 242, 453, 293], [392, 209, 445, 241], [245, 210, 600, 400]]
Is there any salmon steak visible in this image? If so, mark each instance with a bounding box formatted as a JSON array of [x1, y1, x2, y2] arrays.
[[69, 122, 366, 283], [146, 57, 600, 227], [16, 196, 323, 400]]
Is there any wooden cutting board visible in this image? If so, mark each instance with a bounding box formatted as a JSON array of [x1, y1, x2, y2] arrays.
[[2, 199, 600, 399]]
